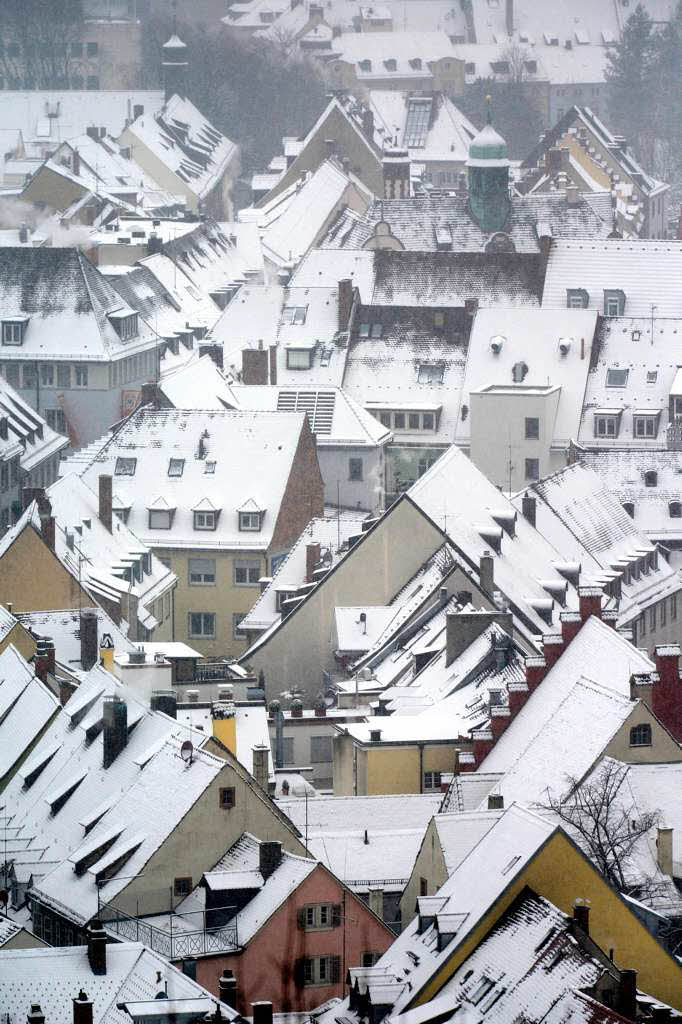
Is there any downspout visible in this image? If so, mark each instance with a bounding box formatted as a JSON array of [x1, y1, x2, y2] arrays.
[[418, 743, 424, 793]]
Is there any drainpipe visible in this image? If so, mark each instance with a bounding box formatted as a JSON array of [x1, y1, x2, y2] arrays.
[[418, 742, 424, 793]]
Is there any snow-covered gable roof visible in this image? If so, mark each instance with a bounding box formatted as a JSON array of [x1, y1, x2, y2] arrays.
[[0, 375, 68, 472], [457, 307, 598, 447], [0, 645, 59, 781], [516, 462, 681, 626], [368, 90, 477, 163], [79, 408, 307, 550], [124, 94, 237, 201], [542, 240, 682, 317], [0, 941, 239, 1024], [2, 668, 227, 926], [0, 247, 159, 362], [330, 31, 457, 76], [291, 248, 376, 302], [480, 616, 653, 778], [0, 91, 163, 150], [17, 607, 135, 672]]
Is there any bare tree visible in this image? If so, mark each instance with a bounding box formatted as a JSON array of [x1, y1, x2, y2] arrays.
[[539, 760, 661, 895]]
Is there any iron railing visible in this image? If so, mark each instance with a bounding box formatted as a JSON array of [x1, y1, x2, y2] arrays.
[[98, 892, 239, 959]]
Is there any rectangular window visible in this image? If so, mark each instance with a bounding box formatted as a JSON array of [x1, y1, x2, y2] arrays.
[[219, 786, 235, 809], [23, 363, 37, 388], [46, 408, 67, 434], [74, 365, 88, 387], [86, 41, 99, 56], [671, 594, 677, 620], [57, 364, 70, 388], [408, 413, 420, 429], [40, 364, 54, 387], [649, 605, 656, 631], [423, 771, 442, 790], [417, 364, 444, 384], [233, 612, 245, 641], [188, 557, 216, 585], [310, 735, 332, 763], [660, 599, 667, 627], [525, 417, 539, 440], [149, 509, 172, 529], [633, 415, 658, 438], [239, 511, 261, 531], [379, 412, 391, 427], [525, 458, 540, 481], [234, 559, 261, 586], [286, 349, 312, 370], [194, 511, 216, 530], [419, 877, 428, 896], [282, 306, 307, 325], [594, 415, 618, 438], [282, 736, 295, 764], [189, 612, 215, 637], [174, 876, 192, 897], [300, 903, 339, 931], [4, 364, 19, 388], [606, 368, 628, 387], [393, 412, 405, 429], [2, 322, 25, 345], [168, 458, 185, 477], [115, 457, 137, 476], [349, 458, 363, 481], [0, 464, 8, 491], [422, 413, 435, 430]]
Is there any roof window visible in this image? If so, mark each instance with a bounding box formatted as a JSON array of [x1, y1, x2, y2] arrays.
[[168, 457, 185, 477], [282, 305, 307, 326], [470, 977, 495, 1005], [417, 363, 444, 385], [358, 323, 383, 339], [287, 348, 313, 370], [646, 370, 657, 383], [606, 368, 628, 387], [2, 318, 29, 346], [603, 289, 625, 317], [114, 457, 137, 476], [669, 501, 681, 518]]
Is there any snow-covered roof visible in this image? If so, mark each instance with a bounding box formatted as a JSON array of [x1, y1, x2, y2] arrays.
[[0, 374, 67, 471], [0, 91, 163, 149], [0, 645, 59, 781], [542, 239, 682, 317], [330, 31, 457, 76], [515, 462, 681, 627], [79, 408, 308, 550], [0, 942, 239, 1024], [292, 248, 375, 302], [281, 793, 442, 835], [123, 94, 237, 202], [17, 607, 135, 671], [457, 307, 597, 447], [368, 90, 477, 163]]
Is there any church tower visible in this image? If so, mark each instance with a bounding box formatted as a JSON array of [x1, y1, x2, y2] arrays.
[[162, 33, 188, 102], [466, 107, 511, 233]]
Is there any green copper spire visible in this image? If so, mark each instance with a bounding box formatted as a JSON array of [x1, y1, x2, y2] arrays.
[[466, 101, 511, 233]]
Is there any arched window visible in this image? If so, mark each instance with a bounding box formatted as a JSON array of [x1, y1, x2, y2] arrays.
[[629, 723, 652, 747], [669, 501, 681, 519], [644, 471, 658, 488]]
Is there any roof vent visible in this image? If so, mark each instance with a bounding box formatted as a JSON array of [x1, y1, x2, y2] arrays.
[[558, 338, 572, 355], [490, 335, 504, 354]]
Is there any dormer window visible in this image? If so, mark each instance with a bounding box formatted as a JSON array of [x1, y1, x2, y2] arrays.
[[239, 511, 262, 532], [282, 306, 307, 325], [109, 309, 139, 341], [644, 470, 658, 487], [669, 501, 682, 518], [114, 457, 137, 476], [205, 460, 216, 474], [359, 59, 372, 72], [622, 501, 635, 518], [566, 289, 588, 309], [384, 58, 397, 71], [409, 58, 422, 70], [148, 497, 175, 530], [633, 413, 659, 438], [417, 363, 444, 384], [168, 458, 185, 477], [2, 319, 29, 346], [194, 510, 217, 530], [603, 289, 625, 317]]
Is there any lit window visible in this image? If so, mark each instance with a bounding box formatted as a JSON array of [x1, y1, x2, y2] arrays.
[[234, 559, 261, 586], [194, 510, 217, 530], [525, 417, 539, 440], [189, 558, 216, 584], [629, 723, 651, 747], [114, 457, 137, 475], [239, 511, 261, 531], [525, 458, 540, 480], [189, 612, 215, 637], [168, 458, 185, 477]]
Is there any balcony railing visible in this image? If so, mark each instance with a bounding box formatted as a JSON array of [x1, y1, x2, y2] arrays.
[[195, 661, 232, 681]]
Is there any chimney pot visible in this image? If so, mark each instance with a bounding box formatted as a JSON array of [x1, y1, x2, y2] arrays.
[[219, 970, 237, 1009], [73, 991, 93, 1024], [80, 608, 99, 671], [86, 920, 108, 975], [98, 474, 113, 533], [521, 493, 536, 527], [572, 899, 590, 935]]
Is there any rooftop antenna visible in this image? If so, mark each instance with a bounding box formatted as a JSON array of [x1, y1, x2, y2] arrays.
[[171, 0, 178, 34], [650, 303, 657, 346]]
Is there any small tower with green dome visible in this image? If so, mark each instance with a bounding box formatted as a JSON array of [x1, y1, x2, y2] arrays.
[[466, 102, 511, 233]]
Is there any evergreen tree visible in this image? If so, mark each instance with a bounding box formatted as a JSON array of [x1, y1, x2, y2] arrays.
[[605, 3, 657, 161], [459, 76, 543, 160], [652, 0, 682, 177]]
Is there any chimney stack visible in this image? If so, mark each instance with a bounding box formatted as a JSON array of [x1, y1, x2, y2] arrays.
[[241, 347, 268, 386], [305, 542, 321, 583], [98, 474, 113, 533], [653, 645, 682, 741], [338, 279, 353, 331], [27, 1008, 44, 1024], [269, 345, 277, 385], [505, 0, 513, 35], [34, 637, 56, 683], [80, 608, 99, 671], [73, 148, 81, 177], [361, 109, 374, 141], [479, 550, 495, 596], [252, 1005, 273, 1024], [73, 991, 93, 1024], [252, 744, 269, 791], [219, 970, 238, 1009], [86, 920, 108, 975], [521, 493, 536, 527], [578, 586, 602, 622], [572, 899, 590, 935], [616, 969, 638, 1022], [102, 695, 128, 769], [19, 222, 28, 244], [259, 841, 282, 880]]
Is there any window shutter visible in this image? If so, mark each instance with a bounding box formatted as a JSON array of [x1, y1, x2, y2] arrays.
[[293, 957, 306, 987], [329, 955, 341, 983], [331, 903, 342, 927], [297, 907, 307, 930]]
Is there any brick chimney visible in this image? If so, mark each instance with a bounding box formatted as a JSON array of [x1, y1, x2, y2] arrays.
[[521, 493, 536, 527], [542, 633, 564, 672], [524, 656, 547, 691], [252, 744, 269, 791], [242, 346, 268, 385], [80, 608, 98, 671], [560, 611, 582, 646], [338, 278, 353, 331], [472, 728, 494, 764], [305, 542, 321, 583], [34, 638, 56, 683], [507, 680, 529, 717], [98, 474, 113, 533], [259, 841, 282, 879], [489, 705, 511, 741], [653, 645, 682, 740], [572, 899, 590, 935], [73, 991, 93, 1024], [578, 586, 602, 622], [86, 920, 107, 975]]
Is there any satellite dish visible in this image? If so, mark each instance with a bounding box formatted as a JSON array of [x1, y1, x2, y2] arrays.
[[180, 740, 193, 765]]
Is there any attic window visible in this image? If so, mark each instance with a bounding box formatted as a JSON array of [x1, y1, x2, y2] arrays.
[[409, 58, 422, 69], [622, 501, 635, 518], [644, 470, 658, 487], [282, 305, 307, 325], [595, 414, 620, 438], [168, 458, 185, 477], [239, 511, 263, 532], [109, 311, 139, 341], [603, 289, 625, 317], [465, 62, 476, 74], [359, 323, 383, 339], [629, 723, 651, 747], [669, 501, 682, 518], [115, 457, 137, 476], [2, 319, 29, 346], [359, 59, 372, 72], [490, 60, 509, 74], [418, 364, 444, 385], [633, 414, 658, 438], [205, 460, 216, 474], [646, 370, 657, 383], [566, 289, 588, 309], [606, 368, 628, 387], [149, 508, 174, 529], [384, 58, 397, 71], [194, 510, 217, 530]]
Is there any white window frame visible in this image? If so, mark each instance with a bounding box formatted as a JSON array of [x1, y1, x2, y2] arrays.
[[286, 349, 312, 370], [2, 322, 24, 346], [594, 415, 618, 438], [189, 557, 216, 585], [194, 510, 217, 531], [423, 771, 442, 791], [634, 415, 658, 438], [188, 611, 216, 638], [234, 559, 261, 586], [149, 509, 173, 529], [239, 511, 261, 532]]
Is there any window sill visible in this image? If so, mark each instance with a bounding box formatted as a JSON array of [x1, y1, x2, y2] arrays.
[[189, 581, 216, 586]]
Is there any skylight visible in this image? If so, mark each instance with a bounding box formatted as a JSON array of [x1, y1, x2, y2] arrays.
[[168, 458, 185, 477], [404, 98, 432, 149], [115, 457, 137, 476], [606, 368, 629, 387]]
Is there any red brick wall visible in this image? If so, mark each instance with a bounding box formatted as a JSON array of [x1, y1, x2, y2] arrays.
[[193, 864, 394, 1012], [270, 419, 324, 557]]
